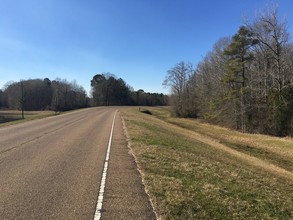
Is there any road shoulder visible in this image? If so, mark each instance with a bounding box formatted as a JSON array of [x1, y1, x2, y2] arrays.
[[101, 111, 156, 219]]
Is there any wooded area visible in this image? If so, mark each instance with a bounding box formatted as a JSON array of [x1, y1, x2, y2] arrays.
[[0, 74, 168, 112], [0, 78, 89, 111], [164, 6, 293, 137], [91, 73, 168, 106]]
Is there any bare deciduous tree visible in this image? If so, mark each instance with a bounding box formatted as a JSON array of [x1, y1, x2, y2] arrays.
[[163, 61, 196, 117], [164, 4, 293, 136]]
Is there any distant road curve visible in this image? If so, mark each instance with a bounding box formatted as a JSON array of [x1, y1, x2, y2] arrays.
[[0, 107, 155, 219]]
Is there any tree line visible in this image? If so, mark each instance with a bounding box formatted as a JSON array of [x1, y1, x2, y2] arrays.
[[164, 5, 293, 137], [0, 78, 89, 111], [91, 73, 168, 106], [0, 74, 168, 111]]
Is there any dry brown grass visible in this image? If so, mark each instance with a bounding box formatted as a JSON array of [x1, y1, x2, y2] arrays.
[[121, 107, 293, 219], [0, 110, 55, 126]]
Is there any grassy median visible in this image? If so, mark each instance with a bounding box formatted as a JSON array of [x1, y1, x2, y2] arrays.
[[121, 107, 293, 219]]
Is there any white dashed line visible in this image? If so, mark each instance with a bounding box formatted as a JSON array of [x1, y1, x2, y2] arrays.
[[94, 111, 117, 220]]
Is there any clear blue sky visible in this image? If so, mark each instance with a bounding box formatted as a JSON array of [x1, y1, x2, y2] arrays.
[[0, 0, 292, 94]]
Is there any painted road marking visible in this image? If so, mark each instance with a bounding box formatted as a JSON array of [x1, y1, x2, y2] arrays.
[[94, 111, 117, 220]]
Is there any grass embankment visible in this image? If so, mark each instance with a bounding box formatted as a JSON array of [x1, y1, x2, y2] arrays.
[[121, 107, 293, 219], [0, 110, 56, 127]]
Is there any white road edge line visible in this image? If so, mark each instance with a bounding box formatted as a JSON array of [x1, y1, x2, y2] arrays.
[[94, 110, 117, 220]]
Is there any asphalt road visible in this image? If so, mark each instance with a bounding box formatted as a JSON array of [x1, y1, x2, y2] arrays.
[[0, 107, 155, 220]]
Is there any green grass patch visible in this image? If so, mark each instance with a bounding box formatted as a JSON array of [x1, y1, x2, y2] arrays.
[[121, 107, 293, 219], [222, 141, 293, 172]]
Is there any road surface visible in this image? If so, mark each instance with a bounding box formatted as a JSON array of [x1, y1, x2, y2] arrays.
[[0, 107, 155, 219]]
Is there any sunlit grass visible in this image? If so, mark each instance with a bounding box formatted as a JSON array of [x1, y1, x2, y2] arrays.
[[0, 110, 56, 127], [121, 107, 293, 219]]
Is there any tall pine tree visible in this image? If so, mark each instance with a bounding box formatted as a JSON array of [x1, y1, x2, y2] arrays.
[[224, 26, 258, 132]]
